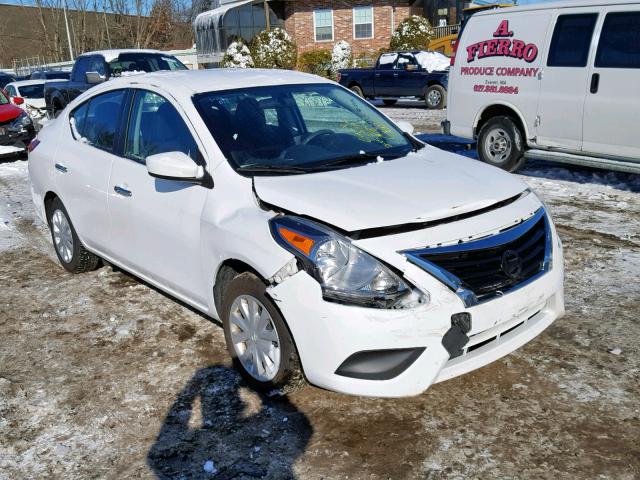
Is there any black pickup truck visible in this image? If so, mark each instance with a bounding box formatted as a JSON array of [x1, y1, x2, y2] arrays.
[[44, 49, 187, 118], [337, 51, 450, 109]]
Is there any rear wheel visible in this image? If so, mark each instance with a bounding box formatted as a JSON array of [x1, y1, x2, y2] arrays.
[[477, 116, 525, 172], [349, 85, 364, 98], [382, 99, 398, 106], [222, 272, 304, 392], [424, 84, 446, 109], [47, 197, 100, 273]]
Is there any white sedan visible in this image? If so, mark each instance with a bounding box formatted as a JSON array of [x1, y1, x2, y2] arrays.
[[28, 69, 564, 397], [4, 79, 50, 127]]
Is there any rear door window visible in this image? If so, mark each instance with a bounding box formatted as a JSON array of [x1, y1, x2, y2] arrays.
[[72, 57, 91, 82], [70, 90, 125, 151], [595, 12, 640, 68], [547, 13, 598, 67]]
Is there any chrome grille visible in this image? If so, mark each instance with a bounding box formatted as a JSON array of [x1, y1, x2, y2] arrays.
[[403, 208, 551, 306]]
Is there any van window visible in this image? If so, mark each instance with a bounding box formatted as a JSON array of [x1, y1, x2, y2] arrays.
[[595, 12, 640, 69], [547, 14, 597, 67]]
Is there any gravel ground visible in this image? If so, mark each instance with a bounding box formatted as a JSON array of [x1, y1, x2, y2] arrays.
[[1, 104, 639, 479]]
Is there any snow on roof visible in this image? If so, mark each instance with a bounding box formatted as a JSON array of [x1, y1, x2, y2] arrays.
[[79, 49, 167, 63], [415, 51, 450, 72], [194, 0, 254, 28]]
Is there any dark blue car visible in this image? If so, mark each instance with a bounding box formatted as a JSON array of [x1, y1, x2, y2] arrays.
[[337, 51, 449, 109]]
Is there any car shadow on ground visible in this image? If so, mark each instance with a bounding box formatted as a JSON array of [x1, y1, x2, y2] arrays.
[[147, 365, 312, 479]]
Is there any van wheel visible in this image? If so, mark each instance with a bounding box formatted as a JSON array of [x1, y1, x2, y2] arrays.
[[383, 99, 398, 106], [350, 85, 364, 98], [477, 116, 525, 172], [222, 272, 305, 393], [425, 85, 446, 109], [47, 198, 100, 273]]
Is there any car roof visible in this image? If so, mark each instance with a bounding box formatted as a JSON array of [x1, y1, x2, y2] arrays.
[[80, 49, 169, 62], [476, 0, 638, 16], [102, 69, 333, 95], [8, 80, 46, 88]]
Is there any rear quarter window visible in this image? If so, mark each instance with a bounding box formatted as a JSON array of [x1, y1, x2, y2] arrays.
[[595, 12, 640, 69]]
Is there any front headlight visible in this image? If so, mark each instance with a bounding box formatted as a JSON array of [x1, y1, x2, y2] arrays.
[[270, 215, 428, 308], [9, 111, 32, 131]]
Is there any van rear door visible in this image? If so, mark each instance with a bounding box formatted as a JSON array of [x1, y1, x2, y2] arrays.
[[582, 6, 640, 160], [535, 10, 599, 150]]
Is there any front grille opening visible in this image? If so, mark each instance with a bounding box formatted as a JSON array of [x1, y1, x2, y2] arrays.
[[418, 215, 547, 301], [462, 310, 540, 357], [501, 320, 525, 337], [467, 336, 495, 353]]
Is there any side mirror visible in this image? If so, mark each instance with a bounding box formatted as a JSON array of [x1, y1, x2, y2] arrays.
[[12, 96, 24, 105], [395, 120, 415, 135], [85, 71, 106, 84], [146, 151, 205, 184]]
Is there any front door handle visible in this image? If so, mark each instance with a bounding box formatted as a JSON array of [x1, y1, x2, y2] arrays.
[[114, 185, 132, 197], [590, 73, 600, 94], [54, 163, 68, 173]]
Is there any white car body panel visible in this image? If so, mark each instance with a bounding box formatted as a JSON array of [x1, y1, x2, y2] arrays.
[[254, 146, 528, 232], [28, 69, 564, 397]]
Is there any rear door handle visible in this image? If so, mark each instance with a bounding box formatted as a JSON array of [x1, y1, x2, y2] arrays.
[[54, 163, 68, 173], [590, 73, 600, 94], [114, 185, 132, 197]]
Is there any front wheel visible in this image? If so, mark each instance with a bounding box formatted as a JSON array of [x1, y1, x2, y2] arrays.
[[424, 85, 447, 109], [47, 197, 100, 273], [222, 272, 304, 392], [477, 116, 525, 172]]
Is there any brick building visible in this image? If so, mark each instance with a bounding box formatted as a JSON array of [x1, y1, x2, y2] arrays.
[[195, 0, 440, 65]]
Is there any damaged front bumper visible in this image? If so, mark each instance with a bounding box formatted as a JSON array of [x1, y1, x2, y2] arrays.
[[266, 196, 565, 397], [0, 123, 35, 157]]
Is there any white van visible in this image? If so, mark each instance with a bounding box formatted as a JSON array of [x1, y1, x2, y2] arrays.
[[444, 0, 640, 173]]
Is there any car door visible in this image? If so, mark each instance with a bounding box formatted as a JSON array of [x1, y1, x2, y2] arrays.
[[395, 53, 426, 97], [582, 7, 640, 160], [374, 52, 398, 96], [107, 88, 210, 305], [535, 10, 599, 151], [54, 89, 126, 252]]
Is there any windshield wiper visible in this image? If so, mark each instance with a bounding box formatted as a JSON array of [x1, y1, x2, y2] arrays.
[[309, 151, 405, 170], [236, 164, 312, 175]]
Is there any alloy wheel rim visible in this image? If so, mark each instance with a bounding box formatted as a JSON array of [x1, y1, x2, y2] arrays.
[[229, 295, 281, 382], [52, 209, 73, 263], [427, 90, 441, 106], [484, 128, 512, 163]]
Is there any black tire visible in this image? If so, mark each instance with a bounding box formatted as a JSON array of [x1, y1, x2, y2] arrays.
[[424, 84, 447, 109], [52, 100, 63, 119], [383, 99, 398, 106], [349, 85, 364, 98], [47, 197, 100, 273], [477, 116, 525, 172], [222, 272, 304, 393]]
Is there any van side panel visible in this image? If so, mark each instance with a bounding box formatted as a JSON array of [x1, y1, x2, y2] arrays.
[[448, 11, 553, 139]]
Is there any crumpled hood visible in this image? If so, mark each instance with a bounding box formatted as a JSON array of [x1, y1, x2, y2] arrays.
[[254, 148, 529, 232]]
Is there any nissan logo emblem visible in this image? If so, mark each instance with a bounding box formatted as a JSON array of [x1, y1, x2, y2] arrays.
[[501, 250, 523, 278]]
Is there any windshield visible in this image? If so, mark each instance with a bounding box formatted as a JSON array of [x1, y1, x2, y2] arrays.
[[18, 84, 44, 98], [193, 83, 414, 175], [109, 54, 187, 76]]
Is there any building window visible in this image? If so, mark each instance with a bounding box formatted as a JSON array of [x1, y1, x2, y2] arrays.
[[353, 6, 374, 39], [314, 9, 334, 42]]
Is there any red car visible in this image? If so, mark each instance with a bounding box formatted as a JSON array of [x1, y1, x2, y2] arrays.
[[0, 88, 35, 159]]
